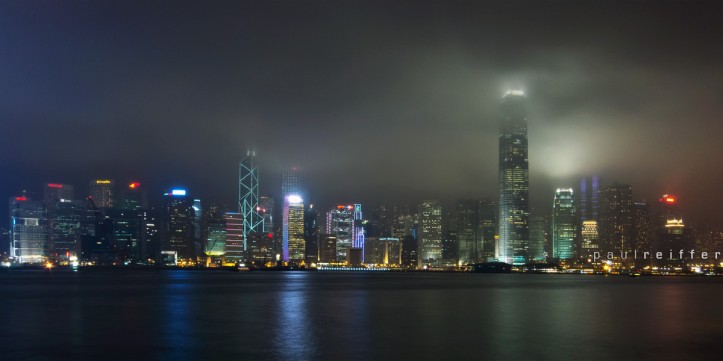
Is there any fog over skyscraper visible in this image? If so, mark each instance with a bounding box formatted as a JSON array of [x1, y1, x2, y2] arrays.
[[498, 91, 530, 265]]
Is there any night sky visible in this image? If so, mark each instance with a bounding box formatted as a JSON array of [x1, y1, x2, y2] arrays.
[[1, 0, 722, 226]]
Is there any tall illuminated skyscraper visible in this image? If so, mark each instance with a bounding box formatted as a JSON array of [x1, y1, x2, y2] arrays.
[[552, 188, 576, 260], [89, 179, 114, 209], [580, 220, 600, 257], [498, 90, 529, 265], [282, 194, 305, 262], [239, 150, 263, 251], [161, 188, 195, 260], [329, 205, 354, 262], [417, 200, 442, 267]]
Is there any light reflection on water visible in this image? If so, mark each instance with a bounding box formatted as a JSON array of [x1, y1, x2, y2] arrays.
[[162, 271, 195, 358], [272, 272, 317, 361], [2, 271, 723, 361]]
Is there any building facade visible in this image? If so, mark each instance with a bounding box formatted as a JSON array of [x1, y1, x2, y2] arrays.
[[89, 179, 114, 209], [282, 194, 305, 263], [599, 183, 634, 254], [552, 188, 576, 260], [417, 200, 442, 267]]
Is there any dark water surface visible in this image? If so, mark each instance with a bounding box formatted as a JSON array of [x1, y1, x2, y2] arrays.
[[1, 271, 722, 361]]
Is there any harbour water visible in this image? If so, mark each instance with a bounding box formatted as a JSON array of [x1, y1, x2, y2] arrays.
[[1, 270, 722, 361]]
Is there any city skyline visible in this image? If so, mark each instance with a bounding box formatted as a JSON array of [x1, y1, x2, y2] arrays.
[[2, 1, 722, 227], [3, 2, 723, 360]]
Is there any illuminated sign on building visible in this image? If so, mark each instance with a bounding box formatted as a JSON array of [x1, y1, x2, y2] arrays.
[[95, 179, 112, 184]]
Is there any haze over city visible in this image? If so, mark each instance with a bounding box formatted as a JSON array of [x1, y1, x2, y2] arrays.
[[2, 0, 722, 225]]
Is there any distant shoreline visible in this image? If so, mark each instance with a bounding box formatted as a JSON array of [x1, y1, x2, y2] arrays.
[[1, 266, 719, 277]]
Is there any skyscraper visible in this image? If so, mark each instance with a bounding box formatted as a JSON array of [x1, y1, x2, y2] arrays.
[[43, 183, 74, 212], [161, 188, 195, 260], [9, 195, 46, 263], [259, 196, 274, 233], [282, 194, 305, 263], [552, 188, 576, 260], [202, 205, 226, 260], [304, 204, 319, 263], [43, 183, 77, 262], [328, 205, 354, 262], [281, 167, 300, 196], [318, 234, 337, 263], [417, 200, 442, 267], [89, 179, 114, 209], [498, 90, 529, 265], [49, 200, 83, 261], [224, 212, 244, 261], [529, 215, 547, 261], [455, 200, 476, 264], [634, 202, 651, 253], [352, 204, 365, 260], [478, 198, 498, 262], [599, 183, 634, 254], [580, 220, 600, 257], [239, 151, 263, 251], [118, 182, 147, 210]]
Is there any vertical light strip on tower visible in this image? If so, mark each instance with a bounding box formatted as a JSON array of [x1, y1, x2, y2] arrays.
[[591, 175, 599, 221], [239, 150, 264, 251], [580, 177, 588, 222]]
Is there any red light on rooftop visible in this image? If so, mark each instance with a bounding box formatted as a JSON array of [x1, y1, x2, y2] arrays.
[[659, 194, 677, 204], [268, 233, 274, 239], [47, 183, 63, 188], [15, 197, 28, 201], [337, 205, 344, 209], [129, 182, 140, 189]]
